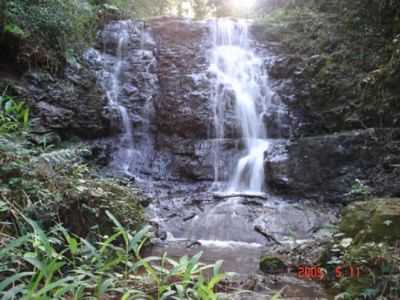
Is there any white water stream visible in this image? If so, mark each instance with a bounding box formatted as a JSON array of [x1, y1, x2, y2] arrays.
[[104, 21, 135, 174], [209, 19, 272, 194]]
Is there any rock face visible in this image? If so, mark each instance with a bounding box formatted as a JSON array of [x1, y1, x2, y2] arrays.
[[251, 23, 400, 203], [150, 18, 212, 140], [147, 18, 218, 180], [264, 128, 400, 202], [6, 61, 115, 140]]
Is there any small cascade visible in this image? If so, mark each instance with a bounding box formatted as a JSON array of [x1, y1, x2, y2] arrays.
[[209, 19, 273, 194], [104, 22, 134, 174], [89, 20, 158, 177]]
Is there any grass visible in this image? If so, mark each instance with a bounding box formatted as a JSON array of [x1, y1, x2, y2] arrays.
[[0, 210, 225, 300]]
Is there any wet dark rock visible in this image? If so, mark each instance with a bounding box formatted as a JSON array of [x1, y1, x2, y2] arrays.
[[96, 21, 144, 55], [89, 143, 113, 166], [5, 60, 117, 140], [183, 212, 196, 221], [253, 201, 336, 242], [157, 230, 168, 241], [28, 131, 62, 147], [265, 129, 400, 202], [240, 198, 265, 206], [150, 18, 212, 140], [268, 55, 302, 79], [36, 101, 74, 129], [156, 137, 241, 181], [263, 109, 291, 139], [218, 272, 327, 299], [254, 225, 282, 245]]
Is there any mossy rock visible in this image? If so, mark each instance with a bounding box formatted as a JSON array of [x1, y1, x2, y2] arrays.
[[369, 200, 400, 242], [339, 198, 400, 244], [59, 177, 145, 238], [321, 200, 400, 298], [339, 201, 376, 238], [259, 256, 286, 274]]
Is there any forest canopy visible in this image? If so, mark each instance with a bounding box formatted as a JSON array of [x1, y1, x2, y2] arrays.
[[1, 0, 399, 72]]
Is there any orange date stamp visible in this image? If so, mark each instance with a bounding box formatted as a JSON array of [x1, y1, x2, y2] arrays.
[[297, 265, 361, 280]]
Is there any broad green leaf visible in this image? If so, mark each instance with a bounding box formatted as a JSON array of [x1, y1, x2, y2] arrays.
[[0, 272, 34, 292]]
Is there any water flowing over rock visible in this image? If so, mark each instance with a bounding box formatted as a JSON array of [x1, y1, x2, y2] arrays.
[[84, 18, 338, 248], [85, 20, 159, 176], [79, 20, 339, 290], [209, 19, 272, 193]]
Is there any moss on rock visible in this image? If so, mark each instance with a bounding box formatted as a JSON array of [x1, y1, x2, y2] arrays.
[[59, 177, 145, 237], [339, 198, 400, 244], [259, 255, 287, 274], [321, 198, 400, 298]]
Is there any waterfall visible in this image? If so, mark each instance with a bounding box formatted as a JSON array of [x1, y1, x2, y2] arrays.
[[101, 21, 136, 174], [209, 19, 272, 194], [90, 20, 158, 177]]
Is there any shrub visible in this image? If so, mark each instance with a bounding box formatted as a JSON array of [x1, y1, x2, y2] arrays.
[[0, 137, 146, 238], [2, 0, 97, 71], [0, 95, 29, 134], [0, 213, 225, 299]]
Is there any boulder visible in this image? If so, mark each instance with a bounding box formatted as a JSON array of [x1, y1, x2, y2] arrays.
[[259, 256, 287, 274], [320, 198, 400, 297], [339, 198, 400, 244]]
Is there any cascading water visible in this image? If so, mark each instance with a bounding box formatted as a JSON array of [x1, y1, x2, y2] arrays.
[[102, 21, 135, 174], [209, 19, 272, 194], [181, 19, 276, 243], [87, 20, 333, 295], [91, 20, 158, 177]]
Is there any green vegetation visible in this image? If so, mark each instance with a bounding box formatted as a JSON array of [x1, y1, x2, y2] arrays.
[[0, 95, 29, 134], [256, 0, 400, 133], [0, 133, 225, 299], [259, 256, 286, 274], [344, 179, 371, 203], [0, 136, 145, 238], [321, 199, 400, 298], [0, 0, 214, 71], [2, 0, 97, 72], [0, 212, 225, 299]]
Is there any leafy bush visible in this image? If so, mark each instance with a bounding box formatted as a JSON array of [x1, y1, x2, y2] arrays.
[[0, 95, 29, 134], [344, 179, 371, 202], [3, 0, 97, 71], [0, 137, 146, 238], [0, 213, 225, 299], [256, 0, 400, 133]]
